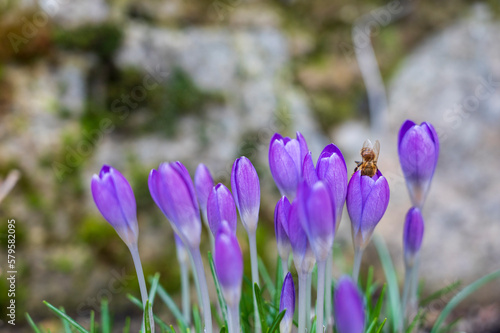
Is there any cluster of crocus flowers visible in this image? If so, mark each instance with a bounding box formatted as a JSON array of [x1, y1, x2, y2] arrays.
[[398, 120, 439, 324]]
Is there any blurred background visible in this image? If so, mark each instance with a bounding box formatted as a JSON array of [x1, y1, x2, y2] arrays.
[[1, 0, 500, 331]]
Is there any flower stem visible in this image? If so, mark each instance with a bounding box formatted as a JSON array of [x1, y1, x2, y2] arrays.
[[316, 260, 326, 333], [298, 273, 307, 333], [248, 231, 261, 333], [409, 255, 421, 317], [324, 254, 333, 332], [129, 244, 154, 333], [352, 247, 364, 283], [191, 247, 213, 333], [306, 273, 312, 332], [281, 255, 289, 279], [227, 304, 240, 333], [180, 260, 191, 325]]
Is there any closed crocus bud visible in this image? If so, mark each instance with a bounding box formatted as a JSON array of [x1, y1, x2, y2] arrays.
[[279, 272, 296, 333], [231, 156, 260, 233], [149, 162, 201, 248], [207, 183, 237, 236], [215, 222, 243, 307], [91, 165, 138, 247], [334, 276, 365, 333], [403, 207, 424, 267], [297, 181, 335, 262], [347, 170, 390, 249], [269, 132, 309, 199], [398, 120, 439, 208], [317, 144, 348, 229], [288, 199, 316, 274], [195, 163, 214, 224], [275, 196, 291, 262]]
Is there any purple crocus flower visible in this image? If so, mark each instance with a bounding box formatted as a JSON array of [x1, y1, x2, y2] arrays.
[[214, 221, 243, 307], [231, 156, 260, 233], [91, 165, 138, 247], [279, 272, 296, 333], [207, 183, 237, 236], [288, 199, 316, 274], [149, 162, 201, 248], [334, 276, 365, 333], [346, 170, 390, 249], [317, 143, 348, 229], [398, 120, 439, 208], [403, 207, 424, 267], [269, 132, 309, 199], [297, 180, 335, 262], [274, 196, 291, 264], [195, 163, 214, 224], [302, 151, 318, 186]]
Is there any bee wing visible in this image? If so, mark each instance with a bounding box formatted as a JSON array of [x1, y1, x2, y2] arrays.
[[373, 140, 380, 162], [362, 139, 373, 149]]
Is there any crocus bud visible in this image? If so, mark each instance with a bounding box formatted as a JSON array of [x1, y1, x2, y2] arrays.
[[297, 180, 335, 262], [231, 157, 260, 233], [174, 233, 189, 265], [207, 183, 237, 236], [195, 163, 214, 224], [215, 222, 243, 307], [346, 170, 390, 249], [269, 132, 309, 199], [279, 272, 296, 333], [288, 200, 316, 274], [334, 276, 365, 333], [398, 120, 439, 208], [91, 165, 138, 247], [317, 143, 348, 229], [149, 162, 201, 248], [274, 196, 291, 263], [302, 151, 318, 186], [403, 207, 424, 267]]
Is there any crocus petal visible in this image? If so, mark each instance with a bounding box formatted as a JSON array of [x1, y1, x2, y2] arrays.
[[274, 196, 291, 261], [296, 131, 309, 167], [279, 272, 296, 333], [231, 157, 260, 233], [403, 207, 424, 266], [215, 224, 243, 307], [302, 152, 318, 187], [195, 163, 214, 222], [91, 165, 138, 246], [359, 173, 390, 241], [334, 276, 365, 333], [269, 134, 300, 198], [207, 183, 237, 236]]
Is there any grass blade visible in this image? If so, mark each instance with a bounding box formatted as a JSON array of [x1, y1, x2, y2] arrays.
[[127, 294, 174, 332], [25, 313, 42, 333], [274, 257, 284, 307], [258, 257, 275, 296], [101, 299, 110, 333], [254, 283, 269, 333], [123, 317, 131, 333], [58, 307, 72, 333], [419, 281, 461, 307], [155, 283, 187, 328], [366, 317, 378, 333], [89, 311, 95, 333], [373, 235, 401, 332], [193, 305, 202, 333], [148, 273, 161, 307], [144, 300, 152, 333], [430, 269, 500, 333], [268, 310, 286, 333], [43, 301, 88, 333], [208, 251, 228, 325], [405, 310, 422, 333], [372, 283, 387, 320], [375, 318, 387, 333]]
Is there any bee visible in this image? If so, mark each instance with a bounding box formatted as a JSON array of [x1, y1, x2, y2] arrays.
[[354, 139, 380, 177]]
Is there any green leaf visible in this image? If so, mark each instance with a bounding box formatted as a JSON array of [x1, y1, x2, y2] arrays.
[[43, 301, 89, 333], [405, 310, 422, 333], [170, 325, 177, 333], [419, 280, 461, 307], [373, 235, 401, 332], [101, 298, 111, 333], [89, 311, 95, 333], [123, 317, 131, 333], [193, 305, 202, 333], [275, 257, 284, 307], [372, 284, 387, 321], [154, 283, 188, 328], [144, 300, 153, 333], [365, 266, 374, 306], [375, 318, 387, 333], [208, 251, 228, 325], [267, 309, 286, 333], [254, 283, 269, 332], [258, 257, 275, 296], [430, 269, 500, 333], [220, 326, 228, 333], [58, 307, 72, 333], [127, 294, 172, 333], [366, 317, 378, 333], [25, 313, 42, 333], [148, 273, 161, 307]]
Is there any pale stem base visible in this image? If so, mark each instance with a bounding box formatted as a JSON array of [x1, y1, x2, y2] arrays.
[[316, 260, 326, 333], [248, 231, 261, 333], [401, 254, 420, 332], [298, 273, 308, 333], [306, 273, 312, 332], [352, 247, 364, 283], [324, 253, 333, 332], [281, 255, 289, 279], [190, 247, 213, 333], [180, 260, 191, 325], [129, 244, 154, 333], [227, 304, 240, 333]]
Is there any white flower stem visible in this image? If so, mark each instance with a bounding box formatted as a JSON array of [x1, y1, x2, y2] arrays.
[[129, 244, 154, 333], [180, 260, 191, 325], [306, 273, 312, 332], [298, 273, 308, 333], [190, 247, 213, 333], [324, 254, 333, 332], [248, 231, 261, 333], [227, 304, 240, 333], [401, 262, 412, 330], [281, 255, 289, 279], [352, 247, 364, 283], [316, 260, 326, 333]]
